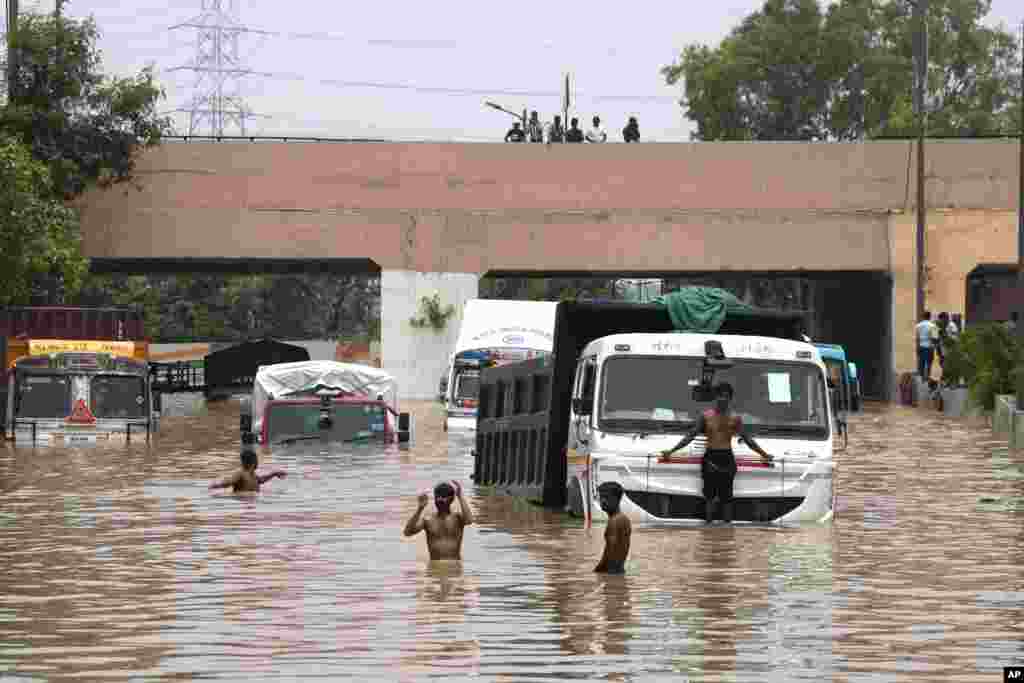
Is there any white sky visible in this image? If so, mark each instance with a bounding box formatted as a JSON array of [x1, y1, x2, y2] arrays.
[[13, 0, 1024, 141]]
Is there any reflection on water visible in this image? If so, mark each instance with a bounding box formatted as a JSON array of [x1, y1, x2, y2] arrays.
[[1, 399, 1023, 680]]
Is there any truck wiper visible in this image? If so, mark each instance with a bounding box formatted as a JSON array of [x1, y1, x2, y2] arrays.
[[602, 419, 687, 435], [276, 433, 373, 446]]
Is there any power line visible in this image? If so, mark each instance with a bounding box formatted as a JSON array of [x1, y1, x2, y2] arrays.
[[162, 22, 665, 58], [160, 66, 678, 103]]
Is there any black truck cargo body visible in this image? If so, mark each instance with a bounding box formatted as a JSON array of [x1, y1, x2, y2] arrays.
[[474, 300, 808, 508]]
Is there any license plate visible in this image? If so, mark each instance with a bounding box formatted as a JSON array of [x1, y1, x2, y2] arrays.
[[63, 433, 99, 444]]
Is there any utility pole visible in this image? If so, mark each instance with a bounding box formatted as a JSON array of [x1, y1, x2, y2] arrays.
[[54, 0, 63, 109], [1017, 20, 1024, 417], [912, 0, 929, 322], [6, 0, 17, 105]]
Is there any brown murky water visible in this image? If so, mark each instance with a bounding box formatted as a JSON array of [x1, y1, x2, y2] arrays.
[[1, 396, 1023, 681]]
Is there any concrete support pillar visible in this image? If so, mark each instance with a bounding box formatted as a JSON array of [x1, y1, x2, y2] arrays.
[[380, 270, 480, 400]]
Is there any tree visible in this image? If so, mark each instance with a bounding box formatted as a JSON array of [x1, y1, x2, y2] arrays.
[[0, 134, 87, 305], [3, 10, 172, 200], [663, 0, 1023, 141], [1, 9, 172, 305]]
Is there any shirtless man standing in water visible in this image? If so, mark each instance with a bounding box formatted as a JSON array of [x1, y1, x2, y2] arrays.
[[659, 383, 773, 524], [594, 481, 631, 574], [403, 481, 474, 560], [209, 448, 287, 493]]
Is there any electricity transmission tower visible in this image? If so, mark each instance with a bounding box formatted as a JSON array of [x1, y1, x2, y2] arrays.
[[168, 0, 267, 136]]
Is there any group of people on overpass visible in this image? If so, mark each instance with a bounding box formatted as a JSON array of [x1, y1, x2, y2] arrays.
[[504, 110, 640, 144]]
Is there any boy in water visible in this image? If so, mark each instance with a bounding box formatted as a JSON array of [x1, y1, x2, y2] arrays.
[[659, 382, 773, 524], [209, 447, 287, 493], [403, 481, 474, 560], [594, 481, 632, 574]]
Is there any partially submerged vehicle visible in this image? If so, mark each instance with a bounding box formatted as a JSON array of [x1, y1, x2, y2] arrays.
[[5, 343, 157, 444], [442, 299, 557, 432], [473, 288, 841, 526], [241, 360, 413, 446], [815, 343, 861, 415]]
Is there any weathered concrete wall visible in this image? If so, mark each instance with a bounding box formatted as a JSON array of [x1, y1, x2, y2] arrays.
[[380, 271, 479, 399], [888, 209, 1018, 381], [74, 139, 1021, 395]]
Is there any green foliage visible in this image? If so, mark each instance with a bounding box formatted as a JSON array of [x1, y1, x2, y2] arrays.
[[945, 323, 1021, 410], [663, 0, 1023, 141], [71, 273, 381, 343], [2, 11, 172, 200], [409, 293, 456, 331], [0, 134, 87, 305]]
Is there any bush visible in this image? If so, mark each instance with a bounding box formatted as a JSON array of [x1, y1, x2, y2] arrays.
[[940, 337, 969, 388], [950, 323, 1021, 410]]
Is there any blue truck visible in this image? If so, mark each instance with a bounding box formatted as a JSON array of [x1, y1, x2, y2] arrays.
[[815, 343, 861, 414]]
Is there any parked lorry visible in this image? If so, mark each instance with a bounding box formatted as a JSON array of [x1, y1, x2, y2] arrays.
[[472, 289, 841, 525]]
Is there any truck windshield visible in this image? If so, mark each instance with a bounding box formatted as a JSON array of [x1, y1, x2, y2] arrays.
[[599, 356, 829, 439], [266, 403, 389, 444], [90, 375, 147, 418], [15, 374, 71, 418]]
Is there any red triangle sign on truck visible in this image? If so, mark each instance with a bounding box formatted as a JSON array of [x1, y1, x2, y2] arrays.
[[66, 399, 96, 424]]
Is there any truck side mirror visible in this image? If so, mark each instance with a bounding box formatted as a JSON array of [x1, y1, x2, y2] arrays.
[[398, 412, 413, 443], [692, 384, 714, 403], [572, 397, 592, 416]]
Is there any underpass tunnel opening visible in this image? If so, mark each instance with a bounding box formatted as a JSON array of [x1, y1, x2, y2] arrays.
[[82, 259, 382, 353], [480, 270, 892, 401]]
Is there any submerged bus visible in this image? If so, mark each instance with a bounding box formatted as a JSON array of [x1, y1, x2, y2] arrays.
[[442, 300, 558, 431], [5, 341, 156, 444]]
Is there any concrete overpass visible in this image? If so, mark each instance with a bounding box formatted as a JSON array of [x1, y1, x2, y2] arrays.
[[75, 139, 1021, 399]]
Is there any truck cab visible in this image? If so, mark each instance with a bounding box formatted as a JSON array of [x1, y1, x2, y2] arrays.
[[563, 333, 835, 524]]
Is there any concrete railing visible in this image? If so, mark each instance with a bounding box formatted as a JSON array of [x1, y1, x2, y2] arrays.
[[993, 394, 1023, 448]]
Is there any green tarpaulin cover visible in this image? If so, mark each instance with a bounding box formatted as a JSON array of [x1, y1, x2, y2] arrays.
[[652, 287, 757, 333]]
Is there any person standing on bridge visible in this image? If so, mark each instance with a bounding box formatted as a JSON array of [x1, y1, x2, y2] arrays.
[[657, 383, 773, 524], [504, 122, 526, 143], [525, 111, 545, 143]]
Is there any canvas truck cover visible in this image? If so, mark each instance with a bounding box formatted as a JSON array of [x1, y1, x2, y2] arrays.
[[251, 360, 398, 433], [652, 287, 763, 333], [453, 299, 559, 357]]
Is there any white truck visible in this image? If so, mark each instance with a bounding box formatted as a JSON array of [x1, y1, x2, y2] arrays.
[[472, 293, 841, 525]]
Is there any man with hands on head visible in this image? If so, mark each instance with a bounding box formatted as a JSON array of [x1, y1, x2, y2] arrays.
[[403, 480, 474, 560]]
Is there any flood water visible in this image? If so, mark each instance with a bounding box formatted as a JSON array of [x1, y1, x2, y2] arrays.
[[1, 396, 1023, 681]]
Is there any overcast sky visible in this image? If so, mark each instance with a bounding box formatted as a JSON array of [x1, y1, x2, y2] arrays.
[[13, 0, 1024, 141]]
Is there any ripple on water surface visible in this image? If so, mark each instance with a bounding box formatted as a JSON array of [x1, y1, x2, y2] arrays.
[[0, 399, 1022, 681]]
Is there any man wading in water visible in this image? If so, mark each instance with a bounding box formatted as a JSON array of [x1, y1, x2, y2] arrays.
[[209, 446, 287, 494], [403, 481, 474, 560], [593, 481, 631, 574], [658, 383, 773, 524]]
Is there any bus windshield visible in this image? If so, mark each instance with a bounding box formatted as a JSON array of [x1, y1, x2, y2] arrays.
[[15, 374, 71, 418], [90, 375, 147, 418]]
